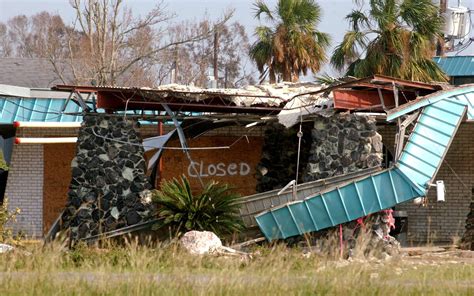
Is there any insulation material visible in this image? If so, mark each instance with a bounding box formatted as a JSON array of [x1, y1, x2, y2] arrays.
[[278, 92, 335, 128], [142, 82, 327, 108]]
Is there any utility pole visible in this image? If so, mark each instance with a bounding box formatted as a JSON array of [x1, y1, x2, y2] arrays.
[[213, 29, 219, 87], [437, 0, 448, 56], [170, 45, 179, 84], [224, 66, 228, 88]]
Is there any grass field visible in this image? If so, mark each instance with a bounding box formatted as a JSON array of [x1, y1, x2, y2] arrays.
[[0, 240, 472, 295]]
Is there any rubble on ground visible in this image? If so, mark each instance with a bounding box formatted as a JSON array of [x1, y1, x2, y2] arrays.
[[0, 243, 14, 253], [180, 231, 223, 255], [180, 230, 250, 258]]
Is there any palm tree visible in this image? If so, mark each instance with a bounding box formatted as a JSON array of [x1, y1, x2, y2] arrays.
[[331, 0, 447, 82], [249, 0, 330, 83]]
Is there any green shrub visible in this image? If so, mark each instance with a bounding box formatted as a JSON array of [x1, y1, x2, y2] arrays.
[[152, 176, 244, 236], [0, 198, 21, 244], [0, 150, 8, 171]]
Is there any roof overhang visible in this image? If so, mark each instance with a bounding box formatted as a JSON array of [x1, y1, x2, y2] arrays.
[[0, 83, 87, 99]]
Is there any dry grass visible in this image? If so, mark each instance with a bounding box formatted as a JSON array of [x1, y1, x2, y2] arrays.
[[0, 237, 472, 295]]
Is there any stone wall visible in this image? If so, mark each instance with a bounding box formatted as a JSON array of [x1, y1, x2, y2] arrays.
[[255, 122, 312, 192], [304, 114, 383, 181], [255, 115, 382, 193], [61, 114, 153, 241]]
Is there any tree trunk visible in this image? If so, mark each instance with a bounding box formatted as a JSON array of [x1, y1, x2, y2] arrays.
[[291, 70, 299, 82], [269, 67, 276, 84], [436, 0, 447, 56], [282, 63, 291, 82]]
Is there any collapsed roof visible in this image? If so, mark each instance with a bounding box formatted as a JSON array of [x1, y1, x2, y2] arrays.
[[52, 75, 447, 127]]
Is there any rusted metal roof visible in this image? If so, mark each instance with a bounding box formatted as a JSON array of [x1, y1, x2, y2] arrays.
[[288, 75, 444, 112]]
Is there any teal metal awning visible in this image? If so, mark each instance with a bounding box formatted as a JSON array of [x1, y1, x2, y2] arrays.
[[256, 86, 472, 241], [0, 97, 83, 123], [387, 85, 474, 121]]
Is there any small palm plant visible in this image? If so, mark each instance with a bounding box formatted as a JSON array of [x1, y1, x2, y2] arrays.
[[152, 176, 244, 237]]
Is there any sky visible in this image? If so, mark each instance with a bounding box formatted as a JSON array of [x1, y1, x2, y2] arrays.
[[0, 0, 355, 46], [0, 0, 473, 77]]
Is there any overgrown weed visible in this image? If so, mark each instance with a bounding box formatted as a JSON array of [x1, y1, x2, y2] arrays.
[[0, 237, 472, 295]]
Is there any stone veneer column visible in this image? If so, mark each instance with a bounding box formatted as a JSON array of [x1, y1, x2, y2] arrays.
[[304, 114, 383, 181], [61, 114, 152, 241]]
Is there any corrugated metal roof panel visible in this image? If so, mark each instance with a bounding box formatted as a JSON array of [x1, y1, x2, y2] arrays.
[[0, 97, 83, 123], [433, 56, 474, 77], [387, 85, 474, 121], [397, 99, 467, 189]]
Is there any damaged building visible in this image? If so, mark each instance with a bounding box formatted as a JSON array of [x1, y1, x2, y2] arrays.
[[0, 75, 472, 247]]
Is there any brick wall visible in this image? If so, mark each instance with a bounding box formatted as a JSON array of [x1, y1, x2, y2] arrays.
[[160, 136, 263, 196], [15, 127, 80, 137], [43, 143, 76, 234], [144, 124, 266, 195], [4, 144, 44, 237], [378, 123, 474, 244], [140, 124, 265, 138]]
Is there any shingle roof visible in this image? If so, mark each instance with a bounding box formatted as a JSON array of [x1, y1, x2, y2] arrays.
[[433, 56, 474, 77], [0, 58, 72, 88]]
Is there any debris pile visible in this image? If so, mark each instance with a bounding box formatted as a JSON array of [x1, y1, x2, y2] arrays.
[[0, 243, 13, 253], [180, 230, 250, 257], [147, 81, 325, 108], [180, 231, 223, 255], [61, 114, 153, 241]]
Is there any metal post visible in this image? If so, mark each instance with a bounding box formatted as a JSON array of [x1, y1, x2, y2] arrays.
[[294, 118, 303, 201]]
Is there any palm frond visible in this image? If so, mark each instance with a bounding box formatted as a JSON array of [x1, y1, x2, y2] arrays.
[[315, 74, 337, 84], [400, 0, 443, 37], [330, 30, 367, 70], [333, 0, 446, 82], [250, 0, 329, 82], [346, 9, 370, 31], [254, 0, 274, 21]]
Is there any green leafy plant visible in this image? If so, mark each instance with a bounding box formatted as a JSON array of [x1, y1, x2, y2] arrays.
[[0, 150, 8, 171], [152, 176, 244, 236], [0, 198, 21, 244]]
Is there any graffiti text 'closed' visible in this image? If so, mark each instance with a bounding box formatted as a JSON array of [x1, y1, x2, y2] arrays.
[[188, 161, 251, 177]]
